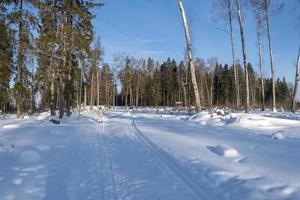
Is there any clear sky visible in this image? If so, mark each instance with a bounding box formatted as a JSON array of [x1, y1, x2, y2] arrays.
[[93, 0, 299, 96]]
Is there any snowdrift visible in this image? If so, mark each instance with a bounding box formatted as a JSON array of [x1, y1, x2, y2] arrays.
[[189, 111, 300, 139], [207, 144, 240, 158]]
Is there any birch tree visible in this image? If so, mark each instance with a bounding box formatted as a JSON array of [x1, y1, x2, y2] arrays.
[[236, 0, 250, 113], [213, 0, 240, 110], [250, 0, 266, 111], [178, 0, 202, 111], [291, 47, 300, 113], [263, 0, 283, 112]]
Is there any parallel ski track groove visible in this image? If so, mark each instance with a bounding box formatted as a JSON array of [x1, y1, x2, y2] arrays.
[[96, 124, 105, 200], [97, 121, 118, 200], [131, 118, 213, 200]]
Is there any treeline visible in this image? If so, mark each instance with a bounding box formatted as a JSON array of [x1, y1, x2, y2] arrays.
[[116, 56, 293, 109]]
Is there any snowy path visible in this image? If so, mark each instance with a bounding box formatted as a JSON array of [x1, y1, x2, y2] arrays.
[[132, 113, 300, 200], [0, 113, 201, 200], [1, 110, 300, 199], [130, 119, 212, 199]]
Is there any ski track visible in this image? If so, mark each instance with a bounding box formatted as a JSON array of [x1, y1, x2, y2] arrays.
[[94, 124, 105, 200], [97, 123, 118, 200], [2, 111, 299, 199], [130, 118, 213, 200]]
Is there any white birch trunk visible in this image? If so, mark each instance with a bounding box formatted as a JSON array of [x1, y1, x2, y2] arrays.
[[291, 47, 300, 113], [178, 0, 202, 111], [265, 0, 276, 112], [236, 0, 250, 113]]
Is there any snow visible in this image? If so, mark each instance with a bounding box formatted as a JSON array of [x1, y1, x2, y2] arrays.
[[272, 131, 286, 140], [207, 144, 240, 157], [0, 109, 300, 199]]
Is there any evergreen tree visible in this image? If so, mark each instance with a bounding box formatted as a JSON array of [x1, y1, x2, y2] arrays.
[[5, 0, 39, 117], [0, 5, 13, 113], [36, 0, 102, 118]]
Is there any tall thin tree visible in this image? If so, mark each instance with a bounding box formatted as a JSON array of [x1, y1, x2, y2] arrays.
[[251, 0, 266, 111], [213, 0, 240, 110], [264, 0, 277, 112], [291, 47, 300, 113], [236, 0, 250, 113], [178, 0, 202, 111], [6, 0, 38, 117]]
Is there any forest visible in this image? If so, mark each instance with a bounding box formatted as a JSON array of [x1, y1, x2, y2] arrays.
[[0, 0, 299, 119]]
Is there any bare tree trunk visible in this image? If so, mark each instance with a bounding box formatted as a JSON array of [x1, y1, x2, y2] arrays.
[[105, 72, 108, 105], [249, 72, 255, 105], [181, 79, 187, 107], [97, 69, 99, 108], [228, 2, 240, 110], [16, 0, 24, 118], [136, 89, 139, 107], [59, 73, 65, 118], [135, 75, 139, 107], [50, 68, 56, 115], [56, 82, 60, 109], [198, 73, 204, 106], [66, 64, 71, 117], [129, 84, 133, 106], [291, 47, 300, 113], [236, 0, 250, 113], [59, 9, 66, 119], [78, 61, 83, 115], [84, 85, 87, 109], [90, 73, 94, 110], [178, 0, 201, 111], [204, 74, 210, 106], [265, 0, 276, 112], [125, 89, 128, 107], [30, 64, 35, 113], [113, 83, 116, 108], [210, 75, 214, 107], [257, 17, 266, 111]]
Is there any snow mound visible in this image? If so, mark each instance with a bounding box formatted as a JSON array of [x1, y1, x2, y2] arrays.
[[208, 144, 240, 157], [229, 115, 271, 127], [207, 116, 227, 126], [272, 131, 286, 140], [2, 124, 20, 129], [189, 112, 227, 126], [189, 112, 211, 121]]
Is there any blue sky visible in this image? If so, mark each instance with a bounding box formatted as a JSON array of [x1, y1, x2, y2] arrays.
[[93, 0, 299, 85]]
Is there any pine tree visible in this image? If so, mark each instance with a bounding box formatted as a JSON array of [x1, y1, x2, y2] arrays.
[[0, 5, 13, 113], [36, 0, 60, 115], [36, 0, 102, 118], [5, 0, 38, 117]]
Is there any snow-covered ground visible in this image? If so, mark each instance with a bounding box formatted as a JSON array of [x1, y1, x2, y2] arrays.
[[0, 109, 300, 199]]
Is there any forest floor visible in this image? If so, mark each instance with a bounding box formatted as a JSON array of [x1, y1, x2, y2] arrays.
[[0, 108, 300, 200]]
